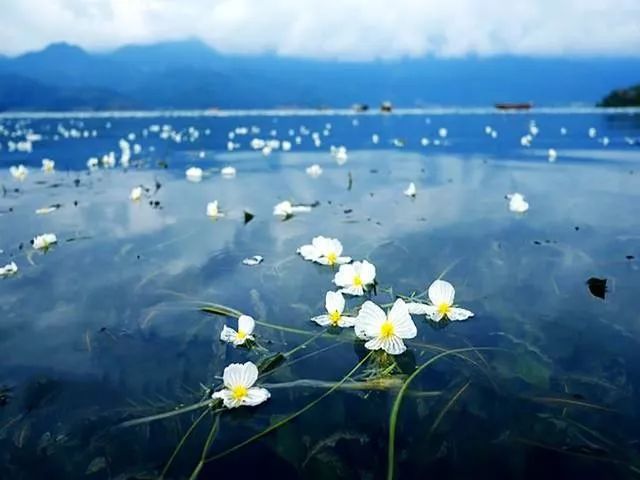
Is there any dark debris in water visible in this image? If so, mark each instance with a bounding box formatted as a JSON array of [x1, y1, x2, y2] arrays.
[[244, 210, 255, 224], [586, 277, 607, 300]]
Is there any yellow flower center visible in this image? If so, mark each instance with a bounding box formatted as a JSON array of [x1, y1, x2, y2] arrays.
[[326, 252, 338, 265], [329, 310, 341, 326], [236, 330, 247, 341], [437, 303, 450, 315], [353, 274, 363, 286], [231, 385, 248, 401], [380, 320, 395, 339]]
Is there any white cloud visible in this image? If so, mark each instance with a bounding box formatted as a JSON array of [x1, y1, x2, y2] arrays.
[[1, 0, 639, 59]]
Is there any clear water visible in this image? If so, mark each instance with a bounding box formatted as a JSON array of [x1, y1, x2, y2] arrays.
[[1, 110, 640, 479]]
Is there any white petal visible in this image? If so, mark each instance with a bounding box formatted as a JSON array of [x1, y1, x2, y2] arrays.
[[388, 299, 417, 339], [212, 389, 242, 409], [238, 315, 255, 335], [222, 363, 246, 389], [239, 362, 259, 388], [336, 256, 352, 264], [381, 336, 407, 355], [355, 301, 386, 339], [406, 302, 434, 315], [220, 326, 238, 343], [358, 260, 376, 284], [428, 279, 455, 307], [340, 285, 364, 296], [428, 310, 446, 322], [333, 264, 355, 288], [242, 387, 271, 406], [311, 315, 332, 326], [325, 291, 345, 315], [328, 238, 343, 257], [364, 337, 385, 351], [447, 307, 475, 321], [337, 316, 356, 328], [298, 244, 320, 261], [312, 236, 330, 251]]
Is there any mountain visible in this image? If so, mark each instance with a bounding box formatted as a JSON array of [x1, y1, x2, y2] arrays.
[[598, 83, 640, 107], [0, 73, 138, 111], [0, 40, 639, 111]]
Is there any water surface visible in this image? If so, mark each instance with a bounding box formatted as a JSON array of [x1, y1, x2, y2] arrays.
[[1, 110, 640, 479]]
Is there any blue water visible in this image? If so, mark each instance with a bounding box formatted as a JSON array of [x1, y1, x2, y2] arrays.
[[1, 109, 640, 479]]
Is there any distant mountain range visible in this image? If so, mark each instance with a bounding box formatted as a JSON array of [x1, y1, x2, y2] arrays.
[[0, 40, 639, 111]]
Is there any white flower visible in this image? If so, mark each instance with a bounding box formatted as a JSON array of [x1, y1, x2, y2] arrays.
[[311, 291, 355, 328], [588, 127, 597, 138], [404, 182, 416, 197], [220, 315, 256, 346], [297, 236, 351, 266], [186, 167, 203, 182], [212, 361, 270, 409], [333, 260, 376, 296], [221, 166, 236, 178], [87, 157, 99, 170], [372, 134, 380, 144], [273, 201, 311, 218], [130, 186, 143, 201], [548, 148, 557, 162], [0, 262, 18, 277], [41, 159, 55, 173], [406, 279, 474, 322], [354, 299, 417, 355], [282, 140, 292, 151], [206, 201, 224, 218], [102, 152, 116, 168], [507, 192, 529, 213], [10, 165, 28, 181], [32, 233, 57, 250], [306, 164, 323, 178], [520, 135, 532, 147], [333, 146, 348, 165], [438, 128, 448, 138]]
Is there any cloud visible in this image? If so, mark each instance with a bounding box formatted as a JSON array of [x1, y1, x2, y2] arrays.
[[1, 0, 639, 59]]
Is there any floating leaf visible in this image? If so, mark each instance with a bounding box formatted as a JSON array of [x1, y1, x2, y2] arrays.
[[258, 353, 286, 374]]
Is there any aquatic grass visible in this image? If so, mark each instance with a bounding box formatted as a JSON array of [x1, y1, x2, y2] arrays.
[[158, 408, 209, 479], [386, 347, 487, 480], [529, 396, 613, 412], [115, 400, 222, 429], [203, 351, 373, 463], [428, 380, 470, 435], [188, 413, 221, 480]]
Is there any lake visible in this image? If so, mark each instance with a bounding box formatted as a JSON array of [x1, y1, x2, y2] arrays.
[[1, 108, 640, 479]]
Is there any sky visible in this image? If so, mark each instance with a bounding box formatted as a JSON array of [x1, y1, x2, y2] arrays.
[[1, 0, 639, 60]]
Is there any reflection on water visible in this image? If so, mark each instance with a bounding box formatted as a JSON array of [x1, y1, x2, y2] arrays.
[[1, 111, 640, 479]]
